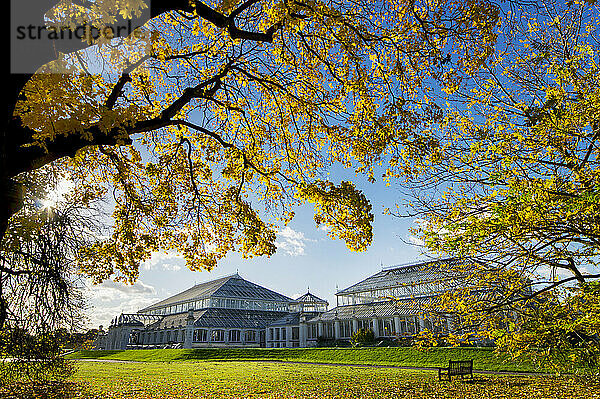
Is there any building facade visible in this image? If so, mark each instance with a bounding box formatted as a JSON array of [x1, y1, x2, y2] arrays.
[[100, 259, 466, 350], [304, 259, 464, 344], [265, 292, 328, 348], [103, 273, 328, 350]]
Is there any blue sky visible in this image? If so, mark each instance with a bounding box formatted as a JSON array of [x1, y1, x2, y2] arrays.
[[83, 166, 428, 330]]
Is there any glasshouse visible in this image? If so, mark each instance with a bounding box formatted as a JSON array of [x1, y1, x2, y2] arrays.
[[304, 258, 467, 344], [99, 259, 466, 350]]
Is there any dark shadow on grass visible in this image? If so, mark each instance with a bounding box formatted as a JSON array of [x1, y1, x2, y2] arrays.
[[0, 381, 96, 399], [68, 350, 124, 359], [175, 348, 302, 361], [453, 376, 531, 388]]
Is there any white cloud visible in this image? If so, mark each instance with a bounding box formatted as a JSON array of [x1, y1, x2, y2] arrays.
[[408, 235, 425, 246], [318, 224, 331, 233], [83, 279, 162, 329], [276, 227, 313, 256], [163, 263, 182, 271], [95, 279, 156, 296], [142, 251, 183, 271]]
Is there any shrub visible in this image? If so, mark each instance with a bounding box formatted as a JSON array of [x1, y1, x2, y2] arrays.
[[350, 328, 375, 347]]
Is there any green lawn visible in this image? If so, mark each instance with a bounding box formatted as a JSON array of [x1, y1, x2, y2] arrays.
[[67, 347, 544, 372], [66, 361, 599, 399]]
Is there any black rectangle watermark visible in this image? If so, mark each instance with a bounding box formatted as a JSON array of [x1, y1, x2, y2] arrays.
[[11, 0, 152, 74]]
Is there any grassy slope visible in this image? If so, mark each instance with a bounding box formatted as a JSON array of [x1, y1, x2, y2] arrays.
[[71, 361, 600, 399], [67, 347, 543, 372]]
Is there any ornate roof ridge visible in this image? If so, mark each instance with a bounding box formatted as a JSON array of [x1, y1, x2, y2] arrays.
[[292, 291, 328, 304]]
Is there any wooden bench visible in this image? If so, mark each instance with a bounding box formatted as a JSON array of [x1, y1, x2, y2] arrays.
[[438, 360, 474, 381]]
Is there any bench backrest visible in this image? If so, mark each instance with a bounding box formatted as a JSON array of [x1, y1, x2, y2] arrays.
[[448, 360, 473, 374]]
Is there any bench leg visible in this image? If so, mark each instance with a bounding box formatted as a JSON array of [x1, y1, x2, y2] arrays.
[[438, 368, 444, 382]]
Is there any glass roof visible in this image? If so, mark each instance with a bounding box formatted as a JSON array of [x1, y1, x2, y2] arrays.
[[211, 275, 292, 302], [144, 308, 290, 330], [139, 273, 292, 312], [308, 297, 436, 322], [336, 258, 464, 295], [269, 311, 323, 326], [269, 312, 301, 326], [193, 308, 289, 329]]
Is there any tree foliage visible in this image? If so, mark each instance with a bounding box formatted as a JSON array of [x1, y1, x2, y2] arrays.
[[496, 282, 600, 371], [3, 0, 501, 288], [393, 0, 600, 368], [0, 328, 75, 385], [1, 166, 96, 332], [0, 166, 98, 384]]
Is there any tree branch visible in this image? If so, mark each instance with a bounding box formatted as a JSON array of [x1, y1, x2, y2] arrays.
[[484, 273, 600, 313]]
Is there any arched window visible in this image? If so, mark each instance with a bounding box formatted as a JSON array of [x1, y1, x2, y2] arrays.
[[193, 329, 207, 342], [228, 330, 241, 342], [211, 329, 225, 342], [244, 330, 256, 342]]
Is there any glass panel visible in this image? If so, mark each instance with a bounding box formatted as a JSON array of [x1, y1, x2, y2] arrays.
[[211, 330, 224, 342], [244, 330, 256, 342], [193, 329, 208, 342], [323, 323, 334, 338], [229, 330, 241, 342], [407, 318, 416, 334]]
